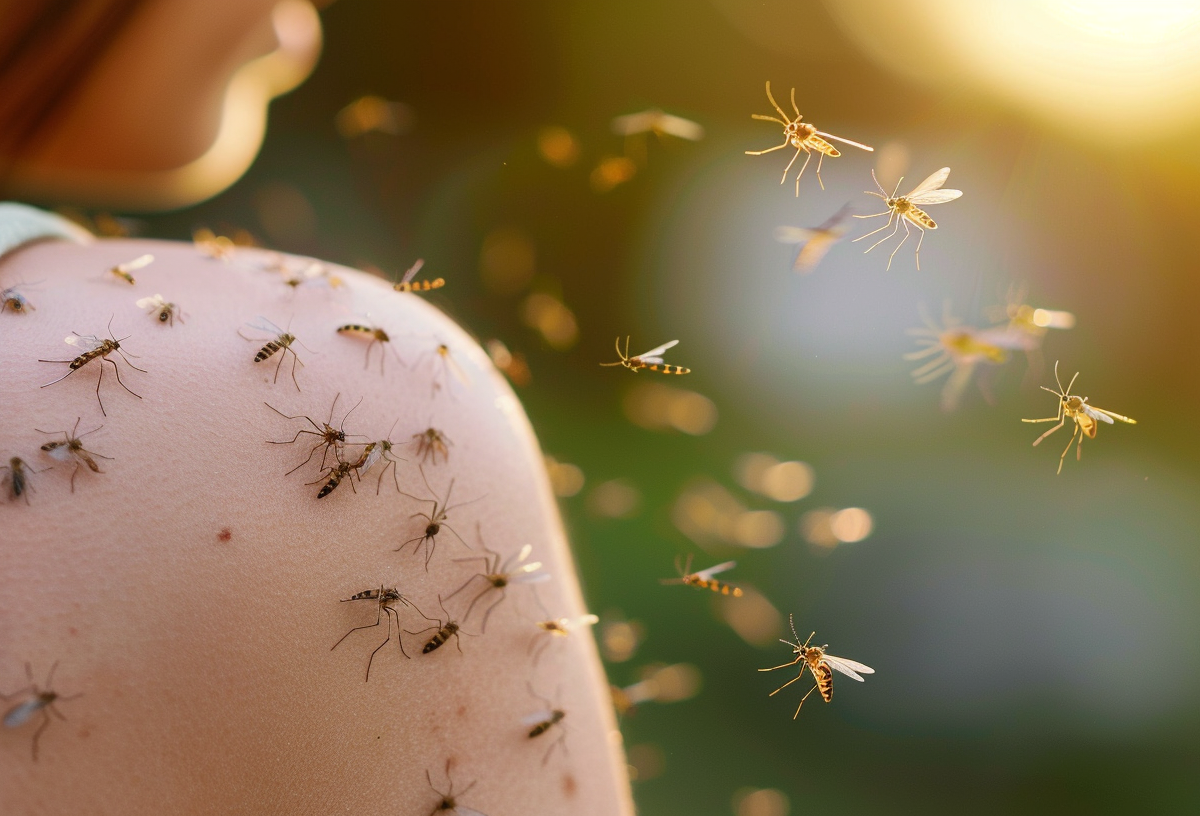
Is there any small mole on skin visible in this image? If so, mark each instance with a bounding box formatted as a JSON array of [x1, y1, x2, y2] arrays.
[[69, 627, 78, 636], [456, 704, 467, 718], [562, 773, 578, 798], [217, 527, 232, 542]]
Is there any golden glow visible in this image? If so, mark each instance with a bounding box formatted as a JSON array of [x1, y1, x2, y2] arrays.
[[544, 455, 585, 497], [520, 292, 579, 350], [733, 510, 785, 548], [715, 586, 782, 647], [537, 126, 582, 168], [623, 383, 717, 435], [587, 479, 642, 519], [335, 95, 412, 138], [734, 788, 791, 816], [830, 507, 874, 543], [600, 615, 644, 663], [590, 156, 638, 192]]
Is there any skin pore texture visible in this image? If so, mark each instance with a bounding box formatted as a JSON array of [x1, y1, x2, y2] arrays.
[[0, 236, 635, 815]]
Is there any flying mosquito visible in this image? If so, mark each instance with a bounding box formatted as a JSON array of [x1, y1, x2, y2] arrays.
[[135, 293, 185, 326], [774, 204, 854, 274], [238, 317, 307, 391], [396, 468, 482, 569], [446, 534, 550, 633], [600, 337, 691, 375], [661, 555, 743, 597], [36, 418, 111, 492], [759, 615, 874, 719], [39, 317, 145, 416], [852, 167, 962, 270], [105, 253, 154, 284], [336, 319, 404, 374], [1022, 361, 1136, 474], [264, 393, 364, 475], [746, 81, 873, 194], [426, 759, 488, 816], [393, 258, 445, 293], [2, 661, 83, 761], [331, 585, 428, 681]]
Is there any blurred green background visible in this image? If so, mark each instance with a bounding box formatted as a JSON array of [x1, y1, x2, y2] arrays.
[[123, 1, 1200, 813]]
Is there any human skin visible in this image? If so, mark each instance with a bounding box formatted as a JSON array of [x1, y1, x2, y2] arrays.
[[0, 237, 635, 815]]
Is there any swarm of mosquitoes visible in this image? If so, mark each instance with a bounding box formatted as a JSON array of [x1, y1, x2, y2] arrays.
[[0, 81, 1139, 816]]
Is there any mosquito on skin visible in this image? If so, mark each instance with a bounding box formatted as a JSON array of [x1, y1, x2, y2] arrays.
[[396, 467, 483, 569], [39, 316, 146, 417]]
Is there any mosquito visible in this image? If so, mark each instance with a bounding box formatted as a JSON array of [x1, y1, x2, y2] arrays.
[[396, 468, 482, 569], [105, 253, 153, 284], [1, 284, 35, 313], [338, 420, 403, 495], [447, 533, 550, 633], [522, 683, 567, 764], [336, 319, 404, 375], [852, 167, 962, 270], [774, 204, 854, 274], [611, 108, 705, 165], [905, 303, 1009, 412], [746, 81, 873, 194], [759, 615, 874, 719], [283, 259, 343, 290], [600, 337, 691, 375], [39, 318, 145, 416], [410, 426, 452, 465], [2, 661, 83, 761], [238, 317, 307, 391], [414, 340, 469, 397], [331, 585, 428, 681], [135, 293, 185, 326], [308, 457, 358, 499], [1, 456, 44, 503], [530, 612, 599, 667], [265, 393, 364, 476], [36, 418, 112, 492], [393, 258, 445, 293], [193, 228, 236, 262], [661, 555, 743, 597], [426, 759, 488, 816], [1022, 361, 1136, 474], [406, 595, 466, 655]]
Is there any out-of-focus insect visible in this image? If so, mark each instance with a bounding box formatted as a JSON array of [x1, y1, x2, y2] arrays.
[[2, 661, 82, 761], [331, 584, 427, 681], [36, 418, 111, 493], [336, 319, 404, 375], [746, 81, 874, 194], [774, 204, 854, 274], [283, 259, 343, 290], [611, 109, 705, 166], [265, 394, 364, 475], [853, 167, 962, 270], [39, 318, 145, 416], [393, 258, 445, 293], [484, 339, 532, 387], [308, 457, 357, 499], [661, 555, 743, 596], [904, 303, 1009, 412], [347, 420, 404, 494], [411, 426, 452, 465], [600, 337, 691, 375], [193, 228, 236, 261], [530, 613, 600, 666], [407, 595, 466, 655], [135, 293, 184, 327], [984, 286, 1076, 358], [1, 284, 35, 313], [1022, 361, 1136, 474], [759, 615, 874, 719], [426, 759, 488, 816], [523, 684, 568, 764], [414, 340, 470, 397], [447, 534, 550, 633], [238, 317, 307, 391], [105, 253, 153, 285], [610, 663, 702, 717], [0, 456, 43, 504], [396, 468, 482, 568]]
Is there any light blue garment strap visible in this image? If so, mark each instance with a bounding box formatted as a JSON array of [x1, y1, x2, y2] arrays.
[[0, 202, 93, 259]]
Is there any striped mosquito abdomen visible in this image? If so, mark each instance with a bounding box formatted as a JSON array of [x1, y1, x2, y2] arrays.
[[255, 333, 294, 362], [70, 340, 117, 370], [527, 709, 565, 738], [689, 576, 742, 596], [394, 277, 445, 292], [315, 461, 353, 498], [903, 203, 937, 230], [644, 363, 691, 375], [422, 621, 459, 653], [814, 660, 835, 703]]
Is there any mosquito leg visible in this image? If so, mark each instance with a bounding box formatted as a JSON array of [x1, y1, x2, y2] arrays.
[[288, 348, 302, 392], [886, 219, 912, 271], [477, 592, 506, 634], [744, 139, 790, 157], [758, 655, 803, 673], [768, 667, 811, 697], [1032, 418, 1065, 447], [913, 224, 927, 270], [864, 213, 901, 253], [330, 604, 384, 653], [792, 150, 812, 195], [1057, 423, 1079, 475], [813, 150, 825, 192], [780, 146, 804, 186], [792, 683, 821, 719]]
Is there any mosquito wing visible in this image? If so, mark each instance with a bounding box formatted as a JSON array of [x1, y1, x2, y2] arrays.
[[64, 333, 104, 352], [774, 226, 821, 245], [1085, 404, 1136, 425], [611, 110, 658, 136], [906, 168, 962, 205], [693, 560, 737, 580], [566, 614, 600, 630], [823, 654, 875, 681], [245, 317, 286, 337], [3, 698, 42, 728], [118, 254, 155, 272], [653, 112, 704, 141], [400, 258, 425, 285], [814, 131, 874, 152], [634, 339, 679, 363], [136, 294, 167, 310], [520, 709, 555, 727], [44, 444, 75, 463], [905, 167, 951, 198]]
